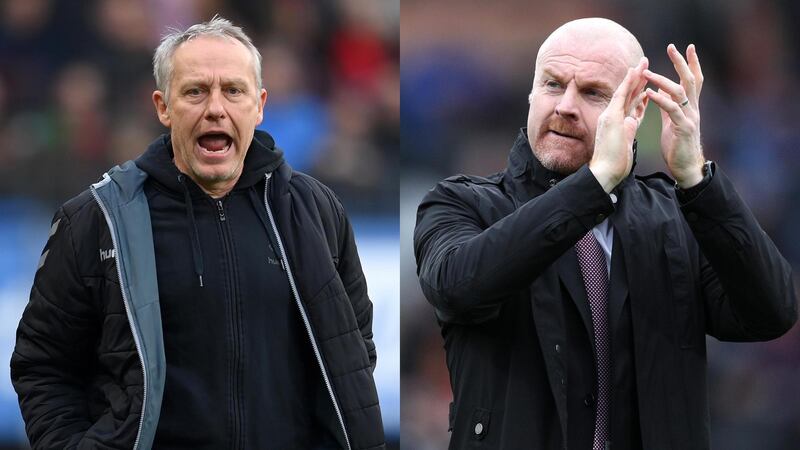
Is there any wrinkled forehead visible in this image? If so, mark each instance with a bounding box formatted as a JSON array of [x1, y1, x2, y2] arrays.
[[536, 36, 632, 82]]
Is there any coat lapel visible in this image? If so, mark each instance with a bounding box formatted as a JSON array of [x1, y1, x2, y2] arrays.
[[610, 179, 680, 444], [607, 218, 630, 335], [556, 248, 594, 345]]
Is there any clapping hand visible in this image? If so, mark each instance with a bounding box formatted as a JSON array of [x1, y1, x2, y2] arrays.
[[644, 44, 706, 188], [590, 57, 649, 193]]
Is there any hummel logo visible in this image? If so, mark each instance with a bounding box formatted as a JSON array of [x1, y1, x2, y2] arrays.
[[100, 248, 116, 262]]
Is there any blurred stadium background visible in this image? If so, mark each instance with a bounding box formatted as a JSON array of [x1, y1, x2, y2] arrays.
[[401, 0, 800, 448], [0, 0, 398, 448]]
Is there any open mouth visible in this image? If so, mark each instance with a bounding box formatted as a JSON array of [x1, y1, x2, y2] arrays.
[[197, 132, 233, 153]]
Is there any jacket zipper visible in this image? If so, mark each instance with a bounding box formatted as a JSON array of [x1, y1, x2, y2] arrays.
[[217, 200, 227, 222], [216, 198, 244, 449], [262, 173, 352, 450], [90, 176, 147, 450]]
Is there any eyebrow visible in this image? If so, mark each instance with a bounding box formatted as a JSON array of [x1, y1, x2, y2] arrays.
[[178, 77, 251, 87], [579, 78, 614, 93], [221, 77, 251, 87], [541, 68, 614, 93]]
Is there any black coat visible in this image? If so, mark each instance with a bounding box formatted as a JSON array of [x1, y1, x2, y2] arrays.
[[11, 132, 385, 449], [414, 131, 796, 449]]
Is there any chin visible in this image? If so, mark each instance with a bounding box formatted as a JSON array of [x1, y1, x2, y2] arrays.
[[533, 147, 589, 175], [191, 165, 236, 184]]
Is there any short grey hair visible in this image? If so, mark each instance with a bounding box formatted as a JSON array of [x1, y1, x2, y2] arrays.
[[152, 15, 262, 102]]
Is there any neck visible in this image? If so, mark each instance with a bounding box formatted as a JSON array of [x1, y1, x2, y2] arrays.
[[174, 161, 241, 199], [200, 181, 237, 199]]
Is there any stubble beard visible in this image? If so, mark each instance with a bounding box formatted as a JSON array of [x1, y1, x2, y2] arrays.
[[533, 142, 592, 175], [531, 119, 593, 175], [190, 161, 242, 186]]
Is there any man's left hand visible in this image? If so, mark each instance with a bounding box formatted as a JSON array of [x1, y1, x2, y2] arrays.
[[644, 44, 706, 188]]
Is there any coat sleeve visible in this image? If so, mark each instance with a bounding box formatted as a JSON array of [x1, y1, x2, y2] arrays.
[[414, 165, 615, 323], [332, 196, 377, 371], [680, 164, 797, 340], [10, 208, 98, 449]]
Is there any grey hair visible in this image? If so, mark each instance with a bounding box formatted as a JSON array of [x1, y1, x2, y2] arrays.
[[153, 15, 262, 102]]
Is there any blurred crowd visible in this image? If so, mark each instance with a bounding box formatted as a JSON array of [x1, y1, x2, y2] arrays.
[[401, 0, 800, 448], [0, 0, 399, 215]]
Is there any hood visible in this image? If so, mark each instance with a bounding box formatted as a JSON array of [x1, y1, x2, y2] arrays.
[[133, 129, 284, 288], [135, 129, 285, 195]]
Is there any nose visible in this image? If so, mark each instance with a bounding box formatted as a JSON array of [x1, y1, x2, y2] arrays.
[[204, 88, 226, 121], [554, 83, 579, 120]]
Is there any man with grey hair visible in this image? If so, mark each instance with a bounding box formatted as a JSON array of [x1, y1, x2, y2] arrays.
[[12, 16, 384, 449], [414, 17, 795, 449]]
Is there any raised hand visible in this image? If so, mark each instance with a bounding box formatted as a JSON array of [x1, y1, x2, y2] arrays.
[[644, 44, 706, 188], [590, 57, 649, 193]]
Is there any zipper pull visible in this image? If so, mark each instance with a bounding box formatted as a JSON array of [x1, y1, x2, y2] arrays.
[[216, 200, 226, 221]]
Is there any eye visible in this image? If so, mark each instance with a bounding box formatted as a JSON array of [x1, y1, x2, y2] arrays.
[[585, 88, 609, 102], [185, 87, 203, 97], [545, 80, 561, 89], [226, 87, 243, 95]]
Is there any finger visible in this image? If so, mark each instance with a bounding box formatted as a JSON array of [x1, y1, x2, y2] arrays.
[[612, 57, 647, 110], [627, 69, 649, 116], [646, 87, 692, 128], [625, 88, 648, 120], [623, 57, 648, 114], [686, 44, 704, 98], [666, 43, 698, 104], [643, 69, 687, 105], [633, 90, 647, 117], [608, 67, 636, 113], [623, 115, 639, 144]]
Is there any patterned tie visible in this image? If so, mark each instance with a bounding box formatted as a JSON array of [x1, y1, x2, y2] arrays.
[[575, 231, 611, 450]]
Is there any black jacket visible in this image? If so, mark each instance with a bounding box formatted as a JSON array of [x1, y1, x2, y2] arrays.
[[12, 131, 385, 449], [413, 130, 796, 449]]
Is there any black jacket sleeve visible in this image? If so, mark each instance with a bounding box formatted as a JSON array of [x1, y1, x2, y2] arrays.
[[10, 208, 98, 449], [333, 196, 377, 371], [679, 165, 797, 340], [414, 165, 614, 323]]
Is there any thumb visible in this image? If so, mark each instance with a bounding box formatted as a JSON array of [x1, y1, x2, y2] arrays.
[[623, 115, 639, 145]]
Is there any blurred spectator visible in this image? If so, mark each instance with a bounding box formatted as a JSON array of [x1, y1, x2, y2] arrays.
[[0, 0, 397, 212], [257, 40, 330, 171], [53, 62, 109, 161]]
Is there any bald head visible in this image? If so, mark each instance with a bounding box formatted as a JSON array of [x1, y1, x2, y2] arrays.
[[525, 18, 648, 175], [537, 18, 644, 70]]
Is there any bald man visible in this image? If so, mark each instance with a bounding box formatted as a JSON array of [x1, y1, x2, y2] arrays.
[[414, 18, 796, 450]]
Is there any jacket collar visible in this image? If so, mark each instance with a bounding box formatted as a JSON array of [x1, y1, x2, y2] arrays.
[[508, 128, 565, 191], [133, 130, 285, 199], [508, 128, 637, 193]]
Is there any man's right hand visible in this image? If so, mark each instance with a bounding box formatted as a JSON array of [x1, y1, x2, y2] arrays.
[[590, 57, 649, 193]]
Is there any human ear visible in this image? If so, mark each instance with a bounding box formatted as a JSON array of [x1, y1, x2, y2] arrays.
[[152, 91, 171, 128], [256, 88, 268, 125]]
